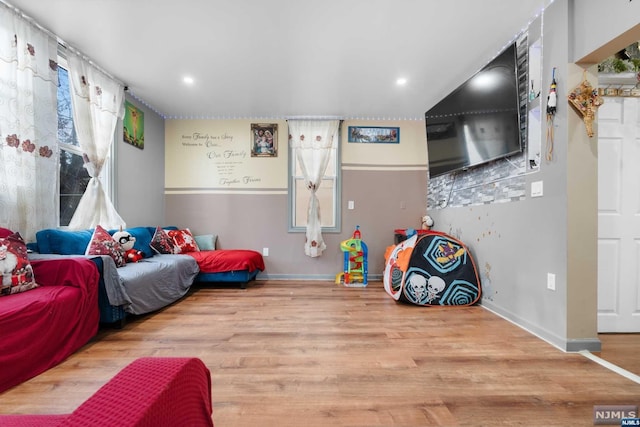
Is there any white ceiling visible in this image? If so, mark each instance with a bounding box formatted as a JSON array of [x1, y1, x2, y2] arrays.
[[6, 0, 551, 119]]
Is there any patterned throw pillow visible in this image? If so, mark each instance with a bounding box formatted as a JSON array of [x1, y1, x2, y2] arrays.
[[167, 229, 200, 254], [85, 225, 126, 267], [149, 226, 176, 254], [0, 232, 38, 296]]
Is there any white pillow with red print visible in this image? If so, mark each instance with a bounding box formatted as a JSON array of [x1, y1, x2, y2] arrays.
[[167, 229, 200, 254]]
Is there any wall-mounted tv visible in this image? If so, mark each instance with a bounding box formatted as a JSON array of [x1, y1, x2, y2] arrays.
[[425, 42, 522, 178]]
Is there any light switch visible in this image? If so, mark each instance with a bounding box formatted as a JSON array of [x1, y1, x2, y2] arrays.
[[547, 273, 555, 290], [531, 180, 543, 198], [348, 200, 354, 210]]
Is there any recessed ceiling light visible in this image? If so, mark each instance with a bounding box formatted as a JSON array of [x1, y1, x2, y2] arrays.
[[183, 76, 195, 85], [396, 77, 407, 86]]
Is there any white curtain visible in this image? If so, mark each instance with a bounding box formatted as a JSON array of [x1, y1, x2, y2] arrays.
[[288, 120, 339, 258], [67, 52, 125, 230], [0, 6, 59, 241]]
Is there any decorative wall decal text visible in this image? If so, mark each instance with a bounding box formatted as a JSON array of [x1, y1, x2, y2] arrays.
[[178, 131, 258, 187]]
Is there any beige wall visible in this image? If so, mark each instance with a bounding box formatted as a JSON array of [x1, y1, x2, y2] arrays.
[[164, 119, 427, 279], [165, 119, 288, 191], [342, 120, 427, 166], [565, 63, 599, 341]]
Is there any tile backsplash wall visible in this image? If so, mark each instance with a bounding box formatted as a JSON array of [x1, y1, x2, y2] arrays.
[[427, 153, 527, 209]]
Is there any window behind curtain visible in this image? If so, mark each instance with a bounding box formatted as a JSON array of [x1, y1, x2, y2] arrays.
[[57, 62, 89, 226], [289, 130, 341, 232], [57, 58, 112, 227]]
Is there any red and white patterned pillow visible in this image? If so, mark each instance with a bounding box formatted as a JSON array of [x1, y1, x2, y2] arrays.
[[0, 232, 38, 296], [85, 225, 126, 267], [149, 227, 176, 254], [167, 229, 200, 254]]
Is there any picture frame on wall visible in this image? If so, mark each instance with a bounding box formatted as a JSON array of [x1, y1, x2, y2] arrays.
[[348, 126, 400, 144], [251, 123, 277, 157], [123, 100, 144, 149]]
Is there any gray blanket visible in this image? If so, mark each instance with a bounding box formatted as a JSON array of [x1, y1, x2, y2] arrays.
[[28, 253, 199, 315]]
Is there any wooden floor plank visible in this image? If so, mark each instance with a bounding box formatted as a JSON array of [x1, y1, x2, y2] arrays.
[[596, 333, 640, 376], [1, 280, 639, 426]]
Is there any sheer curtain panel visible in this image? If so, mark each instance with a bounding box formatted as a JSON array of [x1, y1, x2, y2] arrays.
[[288, 120, 340, 257], [0, 5, 59, 241], [67, 52, 125, 230]]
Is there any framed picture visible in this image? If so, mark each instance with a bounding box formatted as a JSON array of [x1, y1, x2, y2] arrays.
[[123, 100, 144, 149], [348, 126, 400, 144], [251, 123, 277, 157]]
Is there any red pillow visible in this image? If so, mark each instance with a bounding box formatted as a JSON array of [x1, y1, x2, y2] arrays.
[[85, 225, 126, 267], [0, 227, 13, 238], [167, 229, 200, 254], [0, 232, 38, 296]]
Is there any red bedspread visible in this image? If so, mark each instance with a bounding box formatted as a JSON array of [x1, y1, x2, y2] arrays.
[[0, 257, 99, 393], [0, 357, 213, 426], [186, 249, 265, 274]]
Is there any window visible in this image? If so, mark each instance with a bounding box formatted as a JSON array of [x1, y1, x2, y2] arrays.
[[57, 63, 88, 226], [56, 56, 112, 226], [288, 124, 341, 232]]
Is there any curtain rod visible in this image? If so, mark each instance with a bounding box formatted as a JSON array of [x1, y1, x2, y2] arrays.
[[286, 116, 344, 121], [0, 0, 126, 88]]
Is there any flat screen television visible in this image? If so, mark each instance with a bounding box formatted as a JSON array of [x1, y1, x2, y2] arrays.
[[425, 42, 522, 178]]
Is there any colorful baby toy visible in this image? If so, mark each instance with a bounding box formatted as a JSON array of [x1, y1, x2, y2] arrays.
[[335, 225, 368, 287]]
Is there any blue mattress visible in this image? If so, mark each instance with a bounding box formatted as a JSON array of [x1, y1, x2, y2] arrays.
[[196, 269, 259, 288]]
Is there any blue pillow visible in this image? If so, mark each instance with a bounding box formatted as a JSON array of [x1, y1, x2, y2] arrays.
[[195, 234, 217, 251], [35, 228, 94, 255]]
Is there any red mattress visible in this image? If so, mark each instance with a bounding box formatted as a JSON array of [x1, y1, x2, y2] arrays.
[[0, 257, 99, 392], [186, 249, 264, 274]]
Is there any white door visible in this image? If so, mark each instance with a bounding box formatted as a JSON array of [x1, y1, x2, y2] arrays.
[[598, 97, 640, 332]]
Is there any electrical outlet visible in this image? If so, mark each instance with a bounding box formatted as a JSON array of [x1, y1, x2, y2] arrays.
[[547, 273, 555, 291], [262, 248, 269, 257]]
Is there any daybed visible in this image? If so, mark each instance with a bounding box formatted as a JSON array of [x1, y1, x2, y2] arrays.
[[189, 248, 265, 288], [0, 252, 100, 393], [0, 357, 214, 426], [30, 226, 264, 325], [157, 228, 265, 287], [30, 226, 199, 326]]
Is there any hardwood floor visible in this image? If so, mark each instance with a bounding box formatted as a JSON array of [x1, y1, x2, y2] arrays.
[[596, 333, 640, 376], [2, 280, 639, 426]]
